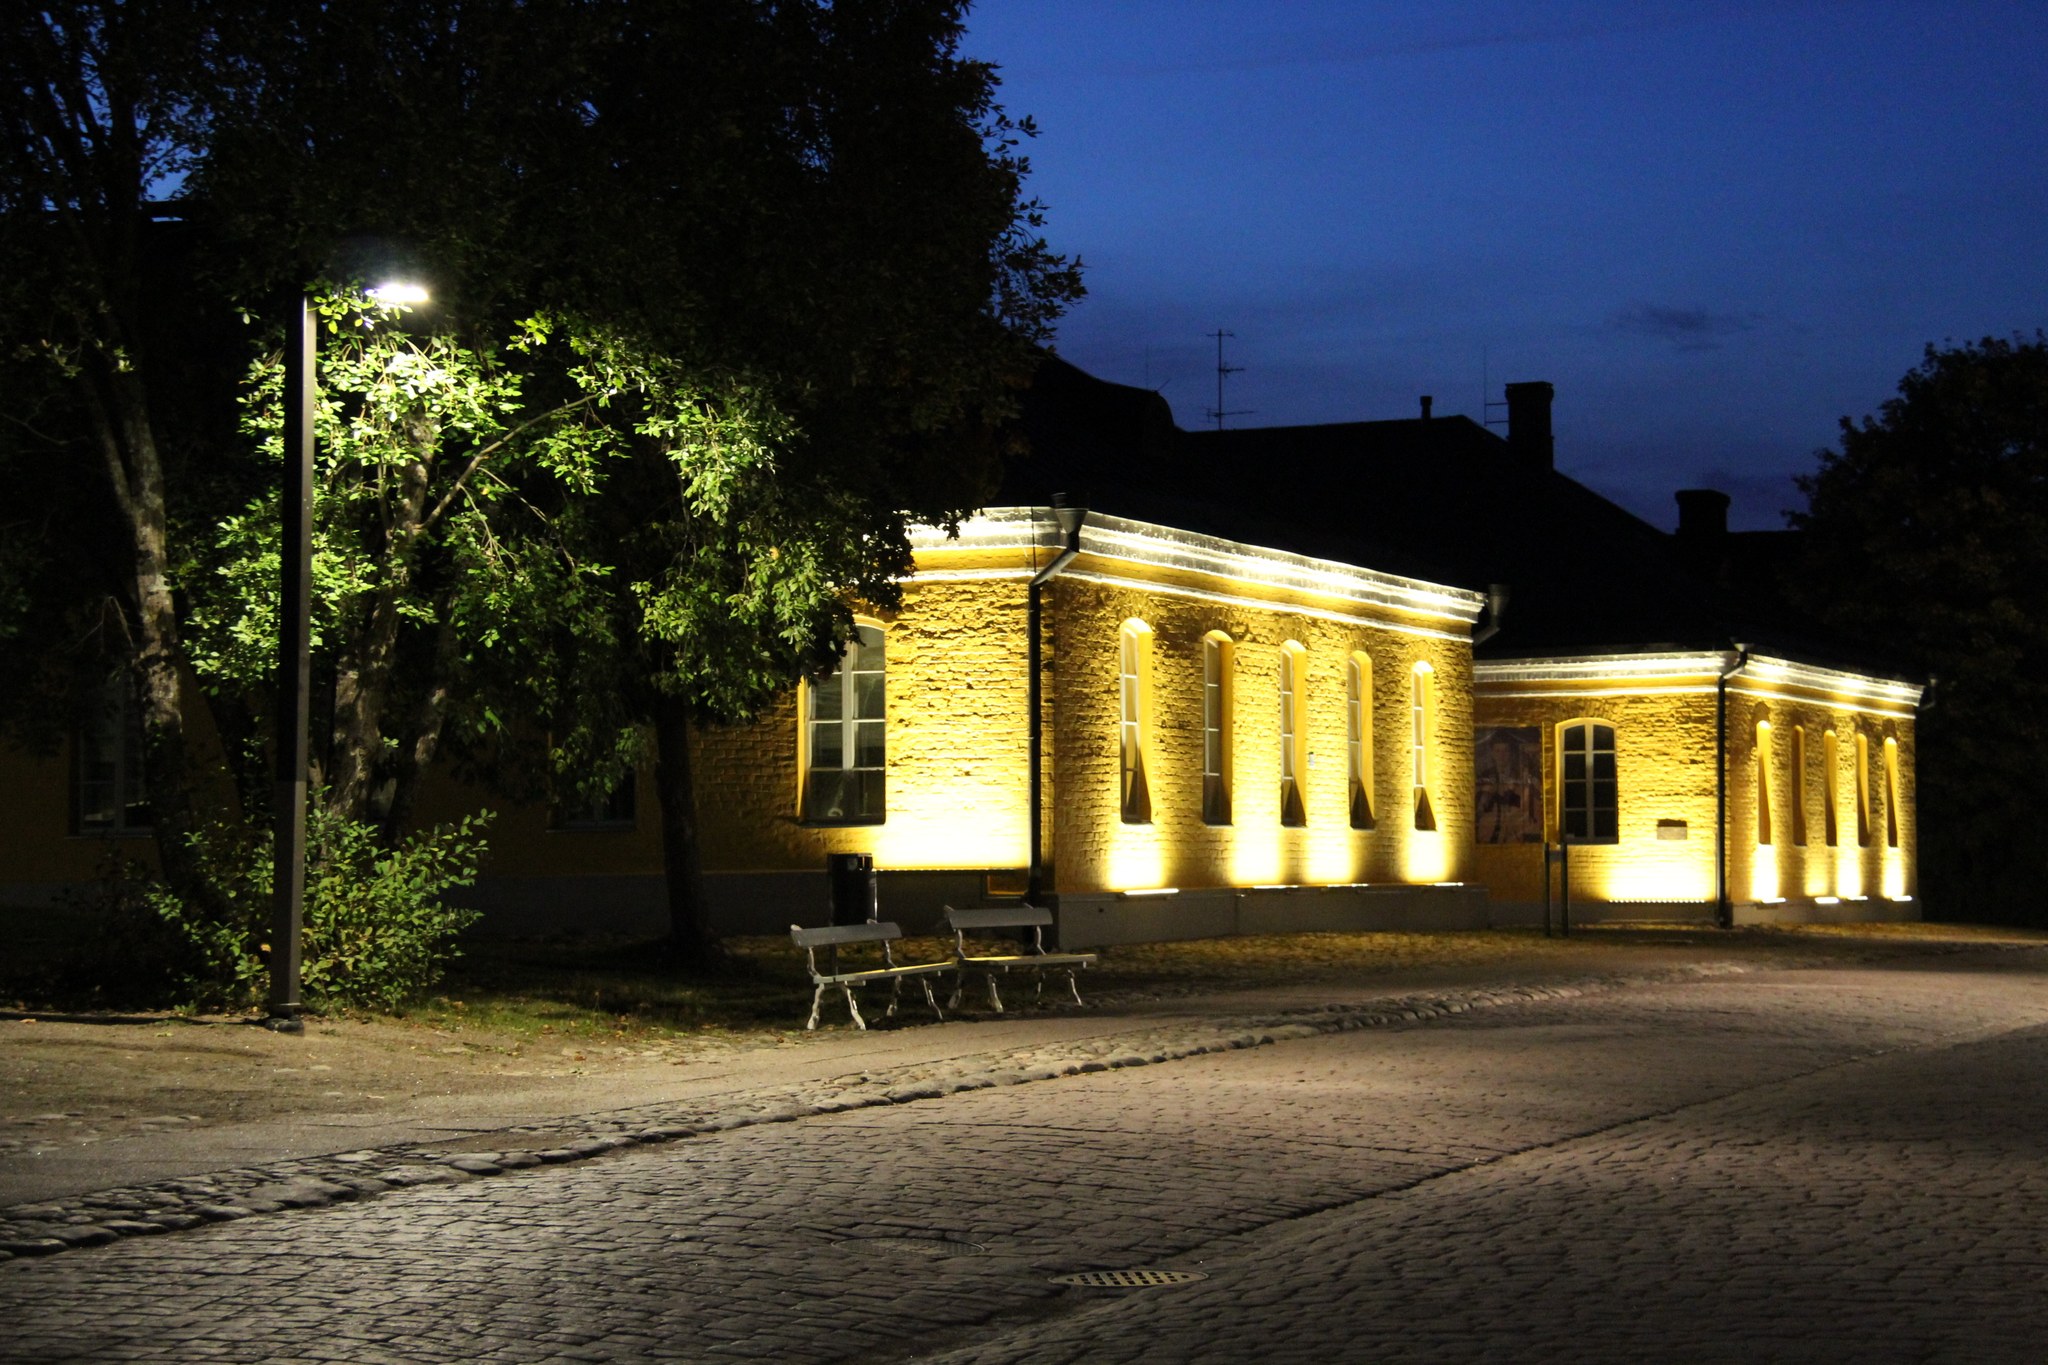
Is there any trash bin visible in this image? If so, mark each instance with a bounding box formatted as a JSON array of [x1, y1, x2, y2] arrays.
[[827, 852, 878, 926]]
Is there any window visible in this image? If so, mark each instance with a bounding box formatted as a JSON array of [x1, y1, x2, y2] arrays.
[[1884, 737, 1902, 848], [1558, 720, 1618, 843], [1855, 732, 1873, 848], [1822, 729, 1840, 847], [1347, 651, 1374, 829], [1411, 662, 1436, 830], [1202, 632, 1233, 825], [803, 624, 885, 824], [556, 771, 637, 831], [1755, 720, 1774, 847], [1790, 725, 1809, 846], [1279, 642, 1307, 826], [75, 672, 151, 835], [1120, 620, 1152, 823]]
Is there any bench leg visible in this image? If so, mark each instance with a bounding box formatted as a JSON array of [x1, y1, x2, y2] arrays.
[[806, 982, 828, 1031], [947, 972, 965, 1011], [986, 973, 1005, 1013], [885, 975, 905, 1019], [917, 974, 945, 1022], [1065, 969, 1085, 1007], [843, 984, 868, 1031]]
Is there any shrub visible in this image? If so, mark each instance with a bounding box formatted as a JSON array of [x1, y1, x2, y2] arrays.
[[100, 805, 493, 1012]]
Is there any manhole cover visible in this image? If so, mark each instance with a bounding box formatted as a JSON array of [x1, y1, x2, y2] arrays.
[[836, 1236, 986, 1258], [1050, 1268, 1209, 1288]]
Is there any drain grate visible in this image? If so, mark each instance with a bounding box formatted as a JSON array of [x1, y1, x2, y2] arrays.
[[836, 1236, 986, 1258], [1051, 1268, 1209, 1289]]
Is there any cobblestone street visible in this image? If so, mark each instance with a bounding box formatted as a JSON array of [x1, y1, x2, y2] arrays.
[[4, 947, 2046, 1363]]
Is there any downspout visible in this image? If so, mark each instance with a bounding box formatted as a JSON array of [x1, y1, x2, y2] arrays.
[[1716, 643, 1752, 930], [1471, 584, 1510, 648], [1027, 495, 1088, 904]]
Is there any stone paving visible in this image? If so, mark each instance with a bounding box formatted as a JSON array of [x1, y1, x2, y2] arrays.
[[0, 962, 1729, 1262], [2, 947, 2045, 1362]]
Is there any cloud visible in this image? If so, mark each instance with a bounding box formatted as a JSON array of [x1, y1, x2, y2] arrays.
[[1609, 303, 1764, 352]]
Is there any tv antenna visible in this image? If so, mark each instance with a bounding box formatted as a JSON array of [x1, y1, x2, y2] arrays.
[[1204, 329, 1252, 431], [1481, 345, 1507, 430]]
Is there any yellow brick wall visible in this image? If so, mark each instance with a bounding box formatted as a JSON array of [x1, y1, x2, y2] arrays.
[[1474, 670, 1918, 911], [1047, 572, 1473, 894], [689, 573, 1034, 874], [1729, 687, 1917, 906], [1473, 685, 1721, 906]]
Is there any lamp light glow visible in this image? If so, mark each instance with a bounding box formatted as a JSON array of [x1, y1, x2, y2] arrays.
[[367, 281, 431, 306]]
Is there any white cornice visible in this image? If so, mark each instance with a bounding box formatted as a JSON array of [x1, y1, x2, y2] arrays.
[[910, 507, 1484, 626], [1477, 650, 1922, 709]]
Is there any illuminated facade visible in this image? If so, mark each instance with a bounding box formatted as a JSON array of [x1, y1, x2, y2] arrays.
[[0, 361, 1923, 941]]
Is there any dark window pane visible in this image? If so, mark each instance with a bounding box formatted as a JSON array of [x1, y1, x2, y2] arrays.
[[854, 673, 885, 720], [854, 720, 885, 769], [811, 721, 843, 768], [812, 675, 843, 720]]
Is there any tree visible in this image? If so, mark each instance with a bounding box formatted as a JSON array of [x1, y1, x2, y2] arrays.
[[1791, 334, 2048, 923], [0, 3, 254, 908], [5, 2, 1081, 967]]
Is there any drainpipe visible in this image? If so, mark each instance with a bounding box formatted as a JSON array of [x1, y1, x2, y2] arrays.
[[1716, 643, 1752, 930], [1027, 495, 1088, 904], [1471, 584, 1510, 648]]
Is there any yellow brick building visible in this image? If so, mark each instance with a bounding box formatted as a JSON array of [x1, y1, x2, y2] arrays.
[[0, 364, 1925, 943]]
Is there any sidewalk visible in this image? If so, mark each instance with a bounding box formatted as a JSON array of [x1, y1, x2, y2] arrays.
[[4, 923, 2043, 1261]]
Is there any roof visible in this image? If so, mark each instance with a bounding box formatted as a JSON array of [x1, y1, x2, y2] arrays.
[[1003, 352, 1919, 681]]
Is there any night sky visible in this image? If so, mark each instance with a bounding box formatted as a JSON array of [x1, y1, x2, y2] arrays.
[[963, 0, 2048, 531]]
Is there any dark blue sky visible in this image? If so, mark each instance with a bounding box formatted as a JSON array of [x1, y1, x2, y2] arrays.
[[964, 0, 2048, 530]]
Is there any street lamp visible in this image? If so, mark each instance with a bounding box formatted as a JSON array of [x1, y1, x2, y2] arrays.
[[265, 282, 427, 1032]]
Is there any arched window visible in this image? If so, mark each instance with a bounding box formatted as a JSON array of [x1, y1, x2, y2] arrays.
[[1755, 720, 1774, 847], [1822, 728, 1840, 847], [1790, 725, 1809, 847], [802, 624, 885, 824], [1202, 632, 1233, 825], [1120, 620, 1152, 824], [1279, 642, 1307, 826], [1411, 661, 1436, 830], [1883, 736, 1902, 848], [1558, 720, 1618, 843], [1855, 731, 1873, 848], [1347, 651, 1374, 829]]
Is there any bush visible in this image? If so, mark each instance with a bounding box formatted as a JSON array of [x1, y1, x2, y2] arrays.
[[89, 805, 493, 1013]]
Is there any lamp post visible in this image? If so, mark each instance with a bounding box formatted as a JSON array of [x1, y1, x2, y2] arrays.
[[265, 283, 426, 1032]]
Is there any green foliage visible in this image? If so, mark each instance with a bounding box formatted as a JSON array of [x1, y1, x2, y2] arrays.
[[1792, 334, 2048, 921], [7, 1, 1083, 965], [65, 806, 492, 1013]]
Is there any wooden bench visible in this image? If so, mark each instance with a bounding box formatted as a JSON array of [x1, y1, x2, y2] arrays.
[[789, 922, 951, 1031], [942, 905, 1098, 1012]]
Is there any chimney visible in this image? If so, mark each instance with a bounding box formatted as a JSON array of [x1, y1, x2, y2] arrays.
[[1419, 395, 1433, 421], [1674, 488, 1731, 543], [1504, 381, 1554, 472]]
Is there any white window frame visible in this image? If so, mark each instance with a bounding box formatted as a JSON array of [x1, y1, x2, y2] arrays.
[[1120, 620, 1152, 823], [1347, 651, 1374, 829], [1279, 642, 1307, 827], [1202, 633, 1232, 825], [802, 624, 886, 824]]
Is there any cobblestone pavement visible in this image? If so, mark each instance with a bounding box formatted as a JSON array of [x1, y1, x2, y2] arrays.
[[3, 949, 2045, 1363]]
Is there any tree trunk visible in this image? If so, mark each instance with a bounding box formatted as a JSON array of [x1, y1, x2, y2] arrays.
[[327, 456, 434, 826], [652, 691, 723, 969], [379, 610, 460, 845], [89, 364, 216, 911]]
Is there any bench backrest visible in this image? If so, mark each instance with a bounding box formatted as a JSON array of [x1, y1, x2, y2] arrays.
[[943, 905, 1053, 932], [790, 921, 902, 949], [943, 904, 1054, 955]]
